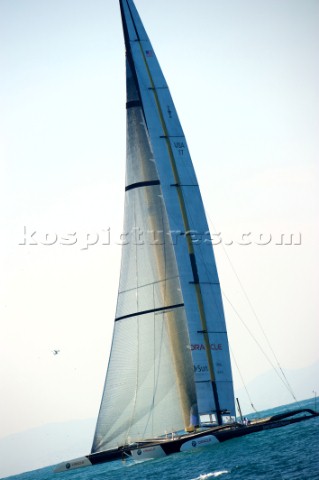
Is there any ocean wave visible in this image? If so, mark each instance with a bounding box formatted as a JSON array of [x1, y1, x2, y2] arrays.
[[191, 470, 229, 480]]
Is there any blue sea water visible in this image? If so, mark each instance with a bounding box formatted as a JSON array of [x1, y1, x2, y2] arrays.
[[3, 399, 319, 480]]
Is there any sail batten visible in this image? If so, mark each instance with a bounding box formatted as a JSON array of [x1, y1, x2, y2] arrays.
[[115, 303, 185, 322], [125, 180, 160, 191]]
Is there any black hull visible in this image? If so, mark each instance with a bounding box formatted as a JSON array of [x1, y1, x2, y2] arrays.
[[54, 409, 318, 472], [136, 408, 319, 457], [161, 408, 318, 455], [89, 409, 318, 463]]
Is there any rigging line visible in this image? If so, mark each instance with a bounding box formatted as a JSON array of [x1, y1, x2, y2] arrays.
[[144, 195, 167, 436], [206, 214, 298, 401], [229, 347, 260, 417], [225, 248, 296, 395], [118, 275, 180, 294], [223, 290, 299, 404]]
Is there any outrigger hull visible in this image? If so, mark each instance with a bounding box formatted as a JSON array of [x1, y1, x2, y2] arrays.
[[54, 409, 318, 472]]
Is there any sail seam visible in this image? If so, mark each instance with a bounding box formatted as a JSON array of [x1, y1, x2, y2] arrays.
[[115, 303, 184, 321]]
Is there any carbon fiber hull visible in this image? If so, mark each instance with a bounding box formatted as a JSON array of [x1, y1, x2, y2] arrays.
[[54, 409, 318, 472]]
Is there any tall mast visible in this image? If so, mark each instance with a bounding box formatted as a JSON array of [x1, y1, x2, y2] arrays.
[[119, 0, 235, 425]]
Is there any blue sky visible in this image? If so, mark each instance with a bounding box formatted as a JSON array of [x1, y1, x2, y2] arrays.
[[1, 0, 318, 452]]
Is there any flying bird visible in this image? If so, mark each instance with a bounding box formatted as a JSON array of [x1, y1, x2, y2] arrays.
[[52, 350, 60, 355]]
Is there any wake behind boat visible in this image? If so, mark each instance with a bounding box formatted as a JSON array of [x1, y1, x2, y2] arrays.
[[54, 0, 318, 473]]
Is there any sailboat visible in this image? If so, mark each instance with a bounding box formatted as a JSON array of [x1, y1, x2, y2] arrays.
[[54, 0, 318, 472]]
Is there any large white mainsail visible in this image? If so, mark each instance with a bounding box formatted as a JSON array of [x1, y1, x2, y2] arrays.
[[92, 0, 235, 454]]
